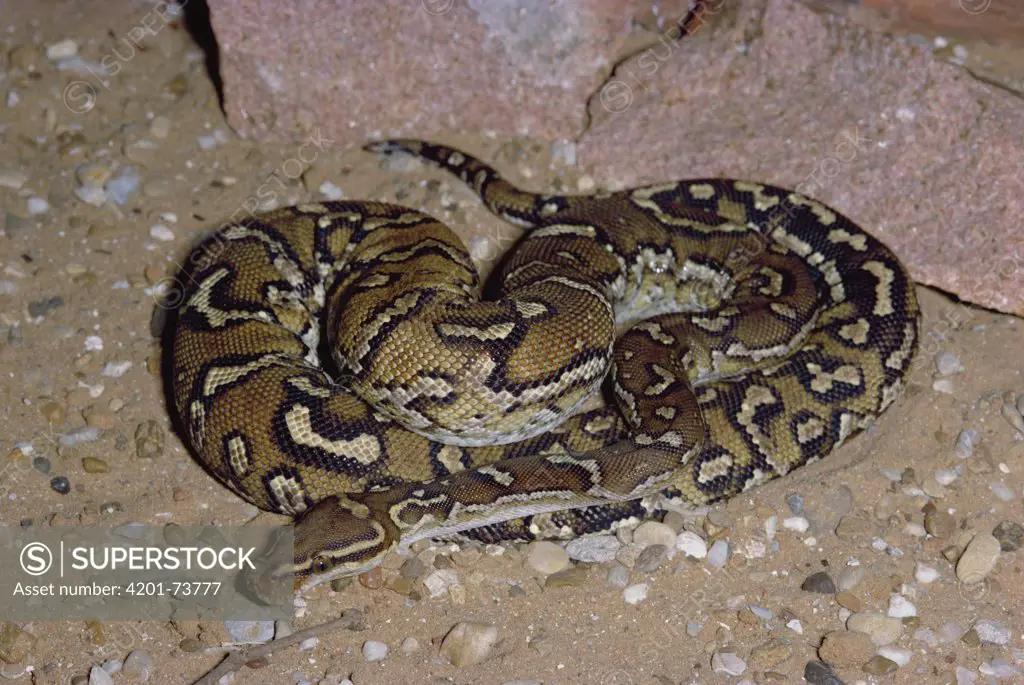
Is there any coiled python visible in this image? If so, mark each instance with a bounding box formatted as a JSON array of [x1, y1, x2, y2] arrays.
[[170, 140, 920, 597]]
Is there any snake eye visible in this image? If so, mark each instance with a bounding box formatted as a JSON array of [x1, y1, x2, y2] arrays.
[[312, 556, 331, 573]]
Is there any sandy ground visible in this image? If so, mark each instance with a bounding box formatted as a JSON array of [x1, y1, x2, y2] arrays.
[[1, 2, 1023, 684]]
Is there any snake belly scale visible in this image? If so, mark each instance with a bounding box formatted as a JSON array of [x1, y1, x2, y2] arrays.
[[169, 140, 920, 595]]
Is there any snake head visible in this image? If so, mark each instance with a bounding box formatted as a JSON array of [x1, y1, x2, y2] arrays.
[[244, 494, 399, 602]]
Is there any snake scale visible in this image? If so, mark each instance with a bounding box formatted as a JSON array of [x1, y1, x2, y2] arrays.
[[169, 139, 920, 596]]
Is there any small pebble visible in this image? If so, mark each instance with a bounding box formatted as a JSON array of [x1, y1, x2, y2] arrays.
[[887, 594, 916, 618], [956, 532, 1001, 584], [786, 492, 804, 515], [122, 651, 152, 682], [819, 630, 875, 668], [992, 520, 1024, 551], [837, 566, 865, 591], [89, 666, 114, 685], [565, 535, 619, 563], [633, 544, 669, 572], [50, 476, 71, 494], [989, 481, 1015, 502], [937, 621, 967, 643], [633, 521, 677, 551], [362, 640, 388, 662], [27, 197, 49, 215], [623, 583, 648, 605], [74, 186, 107, 206], [675, 531, 708, 558], [400, 637, 419, 654], [706, 539, 729, 568], [711, 650, 746, 676], [149, 224, 175, 242], [783, 516, 809, 532], [933, 378, 955, 394], [801, 571, 836, 594], [935, 351, 964, 375], [524, 541, 570, 575], [439, 622, 497, 667], [606, 564, 629, 588], [878, 646, 912, 667], [955, 429, 977, 457], [862, 655, 898, 675], [955, 665, 978, 685], [803, 660, 843, 685], [847, 612, 904, 646], [972, 619, 1011, 645], [225, 621, 274, 643], [925, 511, 956, 538], [1002, 403, 1024, 434], [914, 562, 939, 584], [46, 39, 78, 60], [81, 457, 109, 474], [979, 658, 1022, 678]]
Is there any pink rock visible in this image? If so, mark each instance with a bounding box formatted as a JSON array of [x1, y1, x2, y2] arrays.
[[209, 0, 638, 143], [578, 0, 1024, 315]]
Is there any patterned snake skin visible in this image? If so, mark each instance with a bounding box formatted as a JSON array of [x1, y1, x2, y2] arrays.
[[169, 140, 920, 596]]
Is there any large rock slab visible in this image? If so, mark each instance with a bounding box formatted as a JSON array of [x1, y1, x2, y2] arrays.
[[577, 0, 1024, 315], [208, 0, 638, 144]]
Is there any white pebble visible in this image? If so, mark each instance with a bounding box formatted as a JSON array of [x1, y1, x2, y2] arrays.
[[0, 168, 28, 190], [877, 646, 912, 666], [319, 181, 344, 200], [786, 618, 803, 634], [47, 39, 79, 60], [675, 531, 708, 558], [933, 378, 955, 394], [197, 135, 218, 150], [149, 224, 175, 241], [362, 640, 388, 662], [623, 583, 648, 605], [764, 515, 777, 541], [299, 637, 318, 651], [101, 361, 133, 377], [935, 468, 958, 485], [783, 516, 809, 532], [566, 535, 619, 563], [914, 562, 939, 584], [904, 522, 927, 538], [973, 619, 1011, 645], [935, 351, 964, 375], [871, 537, 889, 552], [711, 651, 746, 676], [84, 335, 104, 351], [895, 107, 916, 122], [27, 197, 49, 215], [423, 569, 459, 598], [887, 594, 917, 618], [74, 186, 108, 206], [401, 637, 419, 654]]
